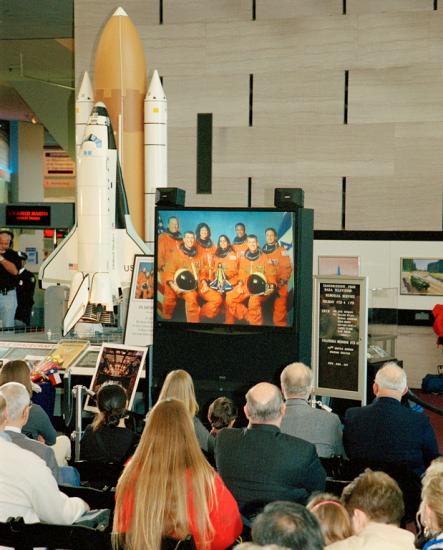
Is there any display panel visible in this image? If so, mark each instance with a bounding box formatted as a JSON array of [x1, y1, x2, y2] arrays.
[[155, 208, 296, 330]]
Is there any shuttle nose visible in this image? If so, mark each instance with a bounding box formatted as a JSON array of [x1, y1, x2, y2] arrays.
[[92, 102, 110, 118]]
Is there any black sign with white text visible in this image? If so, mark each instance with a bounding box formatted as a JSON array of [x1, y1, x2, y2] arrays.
[[318, 281, 360, 392]]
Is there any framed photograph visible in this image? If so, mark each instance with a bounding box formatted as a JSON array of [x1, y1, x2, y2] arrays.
[[318, 256, 360, 277], [124, 254, 154, 347], [84, 343, 147, 413], [400, 258, 443, 296]]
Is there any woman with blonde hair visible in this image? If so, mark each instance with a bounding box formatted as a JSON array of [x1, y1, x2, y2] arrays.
[[113, 398, 242, 549], [418, 457, 443, 549], [0, 360, 71, 466], [157, 369, 214, 453], [307, 492, 353, 546]]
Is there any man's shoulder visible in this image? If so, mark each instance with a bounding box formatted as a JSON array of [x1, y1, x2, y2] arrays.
[[7, 430, 55, 460]]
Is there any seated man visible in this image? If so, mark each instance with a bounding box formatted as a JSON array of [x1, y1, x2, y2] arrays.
[[0, 381, 60, 481], [327, 470, 416, 549], [0, 393, 88, 524], [343, 362, 440, 476], [280, 362, 344, 458], [251, 501, 324, 550], [215, 382, 326, 512]]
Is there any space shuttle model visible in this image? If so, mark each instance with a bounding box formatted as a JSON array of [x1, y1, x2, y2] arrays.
[[39, 103, 148, 335]]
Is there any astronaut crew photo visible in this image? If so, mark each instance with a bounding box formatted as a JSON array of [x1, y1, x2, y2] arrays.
[[156, 210, 295, 328]]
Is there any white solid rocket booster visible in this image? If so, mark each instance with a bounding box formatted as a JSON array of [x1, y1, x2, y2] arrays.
[[144, 69, 167, 249]]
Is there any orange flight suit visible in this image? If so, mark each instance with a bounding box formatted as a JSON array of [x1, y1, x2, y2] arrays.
[[232, 237, 249, 258], [262, 244, 293, 326], [226, 250, 277, 325], [136, 271, 154, 299], [197, 246, 223, 319], [162, 245, 200, 322], [158, 231, 182, 271]]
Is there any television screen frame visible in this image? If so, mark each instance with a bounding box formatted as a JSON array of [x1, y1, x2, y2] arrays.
[[154, 206, 298, 334]]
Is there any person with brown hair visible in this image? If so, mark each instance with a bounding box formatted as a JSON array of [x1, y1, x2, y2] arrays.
[[80, 383, 136, 463], [307, 492, 353, 546], [327, 470, 416, 549], [207, 396, 237, 435], [418, 458, 443, 549], [158, 369, 214, 453], [112, 398, 242, 549], [0, 360, 71, 466]]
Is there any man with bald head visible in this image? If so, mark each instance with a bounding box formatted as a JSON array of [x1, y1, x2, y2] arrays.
[[280, 362, 344, 458], [215, 382, 326, 515], [344, 362, 440, 476]]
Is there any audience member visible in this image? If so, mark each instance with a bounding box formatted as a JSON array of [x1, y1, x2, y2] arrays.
[[0, 360, 71, 465], [251, 501, 324, 550], [0, 393, 88, 524], [418, 458, 443, 549], [208, 396, 237, 435], [343, 362, 440, 476], [157, 369, 214, 453], [327, 469, 416, 549], [280, 362, 344, 458], [81, 382, 137, 463], [215, 382, 326, 513], [0, 382, 60, 481], [113, 398, 242, 549], [307, 493, 352, 546]]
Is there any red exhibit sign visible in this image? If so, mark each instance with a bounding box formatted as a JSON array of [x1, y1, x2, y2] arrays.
[[6, 205, 51, 227]]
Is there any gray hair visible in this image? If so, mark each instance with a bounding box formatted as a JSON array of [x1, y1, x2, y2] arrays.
[[280, 362, 312, 398], [375, 362, 407, 393], [246, 385, 283, 422], [0, 382, 30, 421]]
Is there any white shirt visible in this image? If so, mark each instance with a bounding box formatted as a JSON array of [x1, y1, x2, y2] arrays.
[[0, 437, 87, 524]]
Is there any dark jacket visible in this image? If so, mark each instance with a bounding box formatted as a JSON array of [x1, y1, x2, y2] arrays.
[[215, 424, 326, 508], [343, 396, 440, 475]]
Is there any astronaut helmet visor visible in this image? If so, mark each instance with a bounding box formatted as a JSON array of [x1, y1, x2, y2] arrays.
[[247, 272, 267, 295], [174, 269, 197, 291]]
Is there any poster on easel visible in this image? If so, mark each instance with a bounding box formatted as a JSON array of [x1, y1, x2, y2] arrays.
[[84, 343, 147, 413], [124, 255, 154, 347], [312, 276, 368, 403]]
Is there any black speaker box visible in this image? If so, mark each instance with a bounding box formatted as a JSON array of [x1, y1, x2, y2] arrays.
[[274, 188, 304, 209], [155, 187, 186, 207]]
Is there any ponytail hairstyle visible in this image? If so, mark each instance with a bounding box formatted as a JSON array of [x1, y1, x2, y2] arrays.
[[92, 383, 127, 431]]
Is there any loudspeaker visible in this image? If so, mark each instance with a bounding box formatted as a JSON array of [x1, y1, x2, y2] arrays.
[[274, 188, 304, 209], [155, 187, 186, 207]]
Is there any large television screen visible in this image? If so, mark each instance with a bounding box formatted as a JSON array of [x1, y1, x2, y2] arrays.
[[155, 208, 296, 330]]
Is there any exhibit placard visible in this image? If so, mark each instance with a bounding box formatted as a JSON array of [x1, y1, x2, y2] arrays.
[[124, 255, 154, 347], [313, 276, 368, 402]]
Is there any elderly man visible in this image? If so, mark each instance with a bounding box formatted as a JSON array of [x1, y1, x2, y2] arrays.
[[280, 362, 344, 458], [0, 382, 60, 481], [343, 362, 439, 475], [215, 382, 326, 513], [0, 392, 88, 524], [327, 470, 416, 549], [251, 501, 324, 550]]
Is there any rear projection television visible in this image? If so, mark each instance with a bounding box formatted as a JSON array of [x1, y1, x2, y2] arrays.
[[155, 208, 296, 330]]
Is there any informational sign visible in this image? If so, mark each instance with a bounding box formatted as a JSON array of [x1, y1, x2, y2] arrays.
[[6, 205, 51, 227], [313, 276, 368, 402], [124, 255, 154, 347], [43, 148, 76, 189]]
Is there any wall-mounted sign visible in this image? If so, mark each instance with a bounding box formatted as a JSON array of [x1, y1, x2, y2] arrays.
[[6, 205, 51, 227], [313, 276, 368, 403]]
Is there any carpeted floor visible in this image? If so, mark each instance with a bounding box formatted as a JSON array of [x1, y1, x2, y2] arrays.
[[411, 389, 443, 452]]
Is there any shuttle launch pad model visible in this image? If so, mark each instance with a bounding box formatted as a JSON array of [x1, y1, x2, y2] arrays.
[[39, 104, 148, 336], [39, 7, 169, 336]]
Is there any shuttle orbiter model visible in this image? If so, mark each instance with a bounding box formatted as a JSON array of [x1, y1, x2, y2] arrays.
[[39, 103, 148, 335]]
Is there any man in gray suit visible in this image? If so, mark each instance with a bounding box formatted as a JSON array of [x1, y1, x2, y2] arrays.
[[0, 382, 60, 481], [280, 362, 344, 458]]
